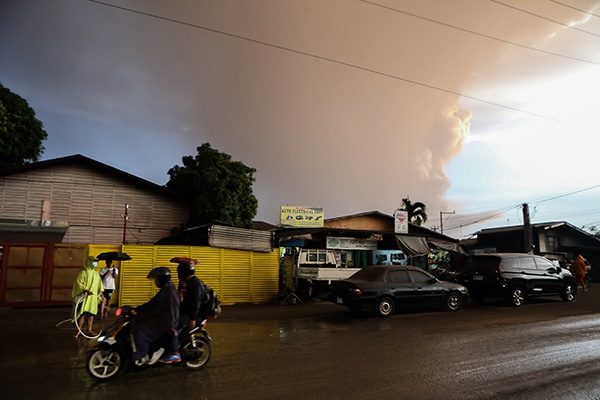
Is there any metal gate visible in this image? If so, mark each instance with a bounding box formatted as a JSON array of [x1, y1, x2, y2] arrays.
[[0, 243, 88, 307]]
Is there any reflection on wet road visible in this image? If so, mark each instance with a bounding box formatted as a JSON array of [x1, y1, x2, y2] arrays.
[[4, 294, 600, 400]]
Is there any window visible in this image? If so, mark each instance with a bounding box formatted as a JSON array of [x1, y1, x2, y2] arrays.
[[547, 236, 560, 251], [500, 257, 519, 271], [518, 256, 537, 270], [408, 270, 432, 283], [388, 269, 411, 283], [307, 252, 327, 263], [534, 257, 556, 270]]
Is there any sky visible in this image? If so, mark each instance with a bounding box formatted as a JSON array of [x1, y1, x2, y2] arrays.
[[2, 0, 600, 238]]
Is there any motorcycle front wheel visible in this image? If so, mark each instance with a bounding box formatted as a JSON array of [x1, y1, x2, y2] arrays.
[[181, 337, 211, 370], [87, 348, 124, 380]]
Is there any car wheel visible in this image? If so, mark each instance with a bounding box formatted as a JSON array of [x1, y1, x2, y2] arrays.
[[509, 287, 525, 307], [445, 292, 463, 311], [376, 297, 395, 318], [561, 283, 575, 302]]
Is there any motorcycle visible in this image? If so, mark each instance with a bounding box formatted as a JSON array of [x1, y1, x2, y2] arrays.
[[85, 306, 212, 380]]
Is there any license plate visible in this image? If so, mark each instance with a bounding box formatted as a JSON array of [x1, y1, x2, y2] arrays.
[[473, 275, 483, 281], [336, 297, 344, 304]]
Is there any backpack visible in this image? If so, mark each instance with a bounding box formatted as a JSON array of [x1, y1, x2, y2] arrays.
[[200, 283, 221, 319]]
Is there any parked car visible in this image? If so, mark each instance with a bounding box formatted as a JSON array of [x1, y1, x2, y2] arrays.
[[459, 253, 577, 307], [328, 265, 469, 317]]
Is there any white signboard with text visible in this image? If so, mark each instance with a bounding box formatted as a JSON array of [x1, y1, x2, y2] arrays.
[[394, 209, 409, 234]]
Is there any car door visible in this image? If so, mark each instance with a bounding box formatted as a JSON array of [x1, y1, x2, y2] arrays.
[[408, 269, 446, 304], [516, 256, 546, 295], [533, 256, 563, 294], [387, 268, 418, 306]]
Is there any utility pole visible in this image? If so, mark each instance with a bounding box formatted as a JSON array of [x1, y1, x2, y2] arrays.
[[522, 203, 533, 253], [440, 211, 455, 234]]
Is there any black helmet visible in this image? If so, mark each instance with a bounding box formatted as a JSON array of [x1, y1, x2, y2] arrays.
[[147, 267, 172, 286], [177, 261, 195, 280]]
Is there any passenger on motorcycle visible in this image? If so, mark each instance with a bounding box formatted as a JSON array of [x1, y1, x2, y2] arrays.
[[177, 260, 206, 333], [130, 267, 180, 365]]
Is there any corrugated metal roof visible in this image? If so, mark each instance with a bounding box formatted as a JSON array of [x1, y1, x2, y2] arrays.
[[209, 225, 273, 253], [0, 154, 186, 201]]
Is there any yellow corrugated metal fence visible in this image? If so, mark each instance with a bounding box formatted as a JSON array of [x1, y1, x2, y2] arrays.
[[88, 244, 279, 307]]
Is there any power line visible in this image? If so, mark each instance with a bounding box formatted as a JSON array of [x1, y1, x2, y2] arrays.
[[534, 184, 600, 205], [358, 0, 600, 66], [549, 0, 600, 18], [442, 204, 522, 232], [87, 0, 562, 122], [490, 0, 600, 38], [442, 184, 600, 232]]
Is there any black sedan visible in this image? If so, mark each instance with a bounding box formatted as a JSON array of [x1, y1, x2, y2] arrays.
[[329, 265, 469, 317]]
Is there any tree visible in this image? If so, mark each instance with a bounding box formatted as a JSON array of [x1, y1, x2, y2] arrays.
[[400, 197, 428, 226], [0, 83, 48, 168], [166, 143, 258, 228]]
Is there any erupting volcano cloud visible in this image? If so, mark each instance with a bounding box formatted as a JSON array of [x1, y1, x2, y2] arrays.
[[3, 0, 600, 235]]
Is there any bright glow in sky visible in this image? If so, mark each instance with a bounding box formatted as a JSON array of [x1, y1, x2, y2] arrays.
[[2, 0, 600, 238]]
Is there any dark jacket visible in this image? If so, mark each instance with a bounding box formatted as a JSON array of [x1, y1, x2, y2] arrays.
[[132, 280, 180, 360], [179, 276, 205, 321]]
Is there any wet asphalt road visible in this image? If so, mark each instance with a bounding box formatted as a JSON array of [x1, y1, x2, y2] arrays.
[[3, 288, 600, 400]]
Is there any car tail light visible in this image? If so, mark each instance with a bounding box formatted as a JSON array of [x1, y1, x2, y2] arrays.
[[349, 288, 362, 296]]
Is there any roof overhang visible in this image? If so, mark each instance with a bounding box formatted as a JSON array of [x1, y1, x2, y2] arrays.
[[0, 219, 68, 243]]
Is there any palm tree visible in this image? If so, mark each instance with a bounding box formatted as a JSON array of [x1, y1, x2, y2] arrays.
[[400, 197, 428, 226]]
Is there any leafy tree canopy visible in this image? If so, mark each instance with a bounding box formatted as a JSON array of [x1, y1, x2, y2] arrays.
[[166, 143, 258, 228], [400, 197, 428, 226], [0, 83, 48, 168]]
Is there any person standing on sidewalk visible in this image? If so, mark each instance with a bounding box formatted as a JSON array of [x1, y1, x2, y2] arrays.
[[99, 259, 119, 319], [571, 254, 588, 292]]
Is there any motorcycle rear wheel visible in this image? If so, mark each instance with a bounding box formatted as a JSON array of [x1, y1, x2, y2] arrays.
[[87, 348, 124, 380], [181, 337, 211, 370]]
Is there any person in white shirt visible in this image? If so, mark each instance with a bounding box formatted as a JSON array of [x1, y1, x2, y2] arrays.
[[99, 259, 119, 318]]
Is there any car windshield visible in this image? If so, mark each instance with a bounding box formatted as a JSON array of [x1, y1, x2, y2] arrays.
[[349, 267, 384, 281], [465, 256, 501, 273]]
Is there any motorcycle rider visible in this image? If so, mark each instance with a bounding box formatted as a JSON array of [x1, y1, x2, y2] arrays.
[[177, 260, 206, 336], [130, 267, 180, 365]]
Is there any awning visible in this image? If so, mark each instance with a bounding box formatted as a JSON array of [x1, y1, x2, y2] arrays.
[[428, 238, 468, 255], [395, 235, 430, 256], [0, 219, 68, 243], [278, 233, 314, 248]]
